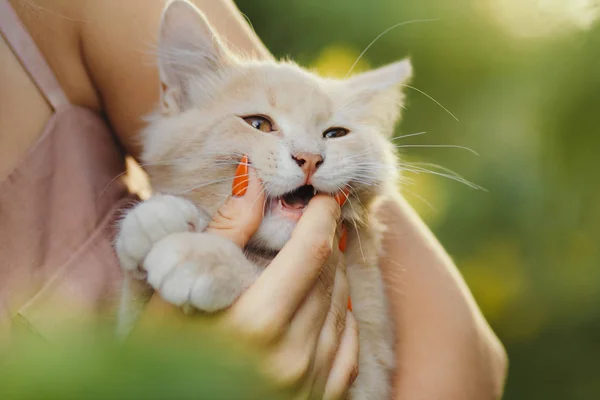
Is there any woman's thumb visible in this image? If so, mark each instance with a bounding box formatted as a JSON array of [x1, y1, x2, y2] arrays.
[[206, 156, 265, 248]]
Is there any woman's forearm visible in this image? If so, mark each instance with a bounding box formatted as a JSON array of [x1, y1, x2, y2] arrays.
[[376, 193, 507, 399]]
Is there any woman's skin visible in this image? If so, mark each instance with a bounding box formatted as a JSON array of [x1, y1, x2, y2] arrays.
[[1, 0, 507, 398]]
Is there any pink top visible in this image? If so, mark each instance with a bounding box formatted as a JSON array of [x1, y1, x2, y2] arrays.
[[0, 0, 135, 341]]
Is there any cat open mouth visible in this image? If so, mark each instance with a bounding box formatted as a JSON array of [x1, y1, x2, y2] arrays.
[[265, 185, 318, 221], [266, 185, 321, 222], [279, 184, 317, 210]]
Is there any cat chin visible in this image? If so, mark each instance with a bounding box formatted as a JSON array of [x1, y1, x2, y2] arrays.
[[248, 215, 297, 252], [247, 214, 298, 252]]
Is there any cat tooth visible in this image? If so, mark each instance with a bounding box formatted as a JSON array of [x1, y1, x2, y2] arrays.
[[313, 187, 317, 196]]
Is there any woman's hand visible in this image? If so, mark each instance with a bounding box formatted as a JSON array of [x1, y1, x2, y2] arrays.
[[135, 162, 358, 400]]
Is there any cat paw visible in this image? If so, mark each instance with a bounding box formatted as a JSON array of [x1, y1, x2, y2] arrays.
[[115, 194, 208, 279], [144, 232, 259, 312]]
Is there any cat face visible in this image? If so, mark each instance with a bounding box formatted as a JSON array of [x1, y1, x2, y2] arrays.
[[142, 0, 412, 252]]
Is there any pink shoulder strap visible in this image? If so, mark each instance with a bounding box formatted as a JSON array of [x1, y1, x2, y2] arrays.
[[0, 0, 70, 111]]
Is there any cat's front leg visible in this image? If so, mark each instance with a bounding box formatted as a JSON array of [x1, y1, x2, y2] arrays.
[[115, 194, 208, 279], [115, 194, 208, 337], [115, 194, 258, 336], [144, 232, 260, 313]]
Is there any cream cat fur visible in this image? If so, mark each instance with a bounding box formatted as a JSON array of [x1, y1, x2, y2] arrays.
[[116, 1, 412, 398]]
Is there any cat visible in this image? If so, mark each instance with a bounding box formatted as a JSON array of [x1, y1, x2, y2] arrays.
[[115, 1, 412, 398]]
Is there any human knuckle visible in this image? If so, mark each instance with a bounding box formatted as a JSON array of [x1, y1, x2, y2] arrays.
[[330, 357, 359, 398], [316, 273, 335, 304], [329, 304, 347, 339], [310, 235, 333, 262], [330, 201, 342, 221], [315, 194, 340, 215], [319, 332, 339, 365], [337, 271, 350, 297], [347, 362, 360, 386], [321, 262, 338, 292], [209, 209, 237, 231], [239, 312, 282, 343], [275, 352, 312, 387], [215, 208, 236, 223], [325, 374, 353, 400]]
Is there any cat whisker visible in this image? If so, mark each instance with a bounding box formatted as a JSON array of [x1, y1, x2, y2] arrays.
[[399, 83, 459, 122], [400, 187, 437, 212], [133, 151, 243, 170], [400, 175, 416, 186], [398, 165, 485, 191], [248, 185, 269, 212], [342, 18, 458, 122], [346, 176, 380, 186], [404, 161, 475, 178], [338, 147, 385, 163], [99, 170, 131, 199], [344, 18, 441, 78], [345, 194, 367, 264], [342, 159, 480, 191], [394, 144, 479, 156], [389, 131, 427, 141], [261, 196, 268, 219], [348, 186, 373, 226], [177, 175, 243, 195]]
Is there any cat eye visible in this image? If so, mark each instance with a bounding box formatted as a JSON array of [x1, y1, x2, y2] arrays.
[[323, 127, 349, 139], [243, 115, 274, 133]]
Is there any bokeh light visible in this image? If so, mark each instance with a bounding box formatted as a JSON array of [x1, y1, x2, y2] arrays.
[[483, 0, 599, 38]]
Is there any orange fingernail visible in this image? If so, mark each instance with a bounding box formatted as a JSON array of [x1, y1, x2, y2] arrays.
[[339, 224, 348, 253], [232, 155, 249, 197], [347, 296, 353, 311], [334, 187, 350, 207]]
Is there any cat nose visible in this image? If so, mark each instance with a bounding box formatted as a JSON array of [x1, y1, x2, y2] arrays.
[[291, 152, 324, 178]]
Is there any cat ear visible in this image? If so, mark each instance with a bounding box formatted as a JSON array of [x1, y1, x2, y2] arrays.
[[158, 0, 231, 113], [346, 58, 413, 136], [348, 58, 412, 92]]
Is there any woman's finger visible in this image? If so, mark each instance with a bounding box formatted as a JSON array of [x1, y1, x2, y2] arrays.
[[230, 195, 341, 333], [300, 262, 350, 396], [206, 157, 265, 247], [258, 257, 346, 394], [289, 257, 342, 347], [323, 311, 360, 400]]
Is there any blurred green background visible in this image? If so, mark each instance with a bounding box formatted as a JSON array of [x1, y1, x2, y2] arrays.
[[4, 1, 599, 399], [234, 0, 600, 398]]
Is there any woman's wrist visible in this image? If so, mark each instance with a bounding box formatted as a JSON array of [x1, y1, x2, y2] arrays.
[[375, 193, 507, 399]]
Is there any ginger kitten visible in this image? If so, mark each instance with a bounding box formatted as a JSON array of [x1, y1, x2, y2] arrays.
[[116, 1, 412, 398]]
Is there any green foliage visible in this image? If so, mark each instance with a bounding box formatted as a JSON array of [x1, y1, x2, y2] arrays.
[[236, 0, 600, 398], [1, 329, 290, 400]]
